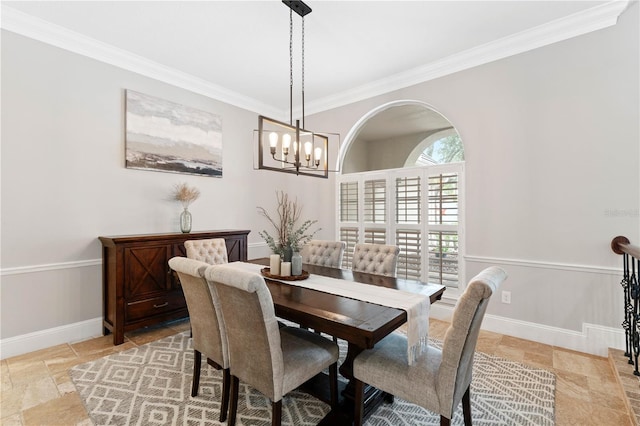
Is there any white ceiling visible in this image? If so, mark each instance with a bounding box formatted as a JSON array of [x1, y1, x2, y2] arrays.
[[2, 1, 626, 118]]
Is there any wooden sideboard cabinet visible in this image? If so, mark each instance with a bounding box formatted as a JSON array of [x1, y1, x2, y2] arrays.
[[99, 229, 250, 345]]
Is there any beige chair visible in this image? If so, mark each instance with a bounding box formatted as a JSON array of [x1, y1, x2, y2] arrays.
[[301, 240, 346, 268], [205, 264, 339, 426], [185, 238, 228, 265], [353, 266, 507, 426], [351, 243, 400, 277], [167, 257, 230, 423]]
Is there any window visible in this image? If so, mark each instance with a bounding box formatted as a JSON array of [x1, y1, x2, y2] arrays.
[[337, 164, 464, 288], [396, 176, 421, 224], [397, 229, 421, 280], [340, 182, 358, 222], [340, 227, 359, 269], [364, 179, 386, 223], [364, 228, 386, 245]]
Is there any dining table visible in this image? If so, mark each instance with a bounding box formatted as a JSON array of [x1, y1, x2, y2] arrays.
[[247, 257, 446, 425]]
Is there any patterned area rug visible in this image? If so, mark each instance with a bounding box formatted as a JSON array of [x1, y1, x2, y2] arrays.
[[70, 331, 555, 425]]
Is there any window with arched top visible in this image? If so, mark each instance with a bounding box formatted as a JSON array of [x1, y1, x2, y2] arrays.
[[337, 101, 465, 290]]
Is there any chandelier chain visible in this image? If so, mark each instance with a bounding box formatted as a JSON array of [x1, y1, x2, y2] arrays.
[[302, 16, 305, 94], [289, 7, 293, 124]]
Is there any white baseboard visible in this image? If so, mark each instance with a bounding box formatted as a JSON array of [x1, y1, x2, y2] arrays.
[[430, 304, 625, 357], [2, 308, 624, 360], [0, 317, 103, 360]]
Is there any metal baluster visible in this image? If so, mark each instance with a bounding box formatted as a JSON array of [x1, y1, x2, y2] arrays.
[[631, 257, 640, 375], [622, 253, 632, 361]]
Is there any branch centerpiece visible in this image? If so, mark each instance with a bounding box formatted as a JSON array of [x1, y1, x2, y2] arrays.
[[257, 191, 319, 262]]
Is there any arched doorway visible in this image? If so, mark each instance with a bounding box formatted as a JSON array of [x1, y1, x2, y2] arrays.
[[336, 100, 465, 290]]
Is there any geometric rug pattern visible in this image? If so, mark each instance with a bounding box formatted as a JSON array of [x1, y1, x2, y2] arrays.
[[70, 331, 555, 425]]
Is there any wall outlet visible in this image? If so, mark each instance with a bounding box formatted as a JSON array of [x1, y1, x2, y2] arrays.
[[501, 291, 511, 304]]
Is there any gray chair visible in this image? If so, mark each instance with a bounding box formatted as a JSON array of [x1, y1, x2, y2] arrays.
[[351, 243, 400, 277], [185, 238, 228, 265], [205, 264, 340, 426], [167, 257, 230, 423], [301, 240, 346, 268], [353, 266, 507, 426]]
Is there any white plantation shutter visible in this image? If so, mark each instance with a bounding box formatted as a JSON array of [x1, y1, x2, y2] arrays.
[[340, 182, 358, 222], [396, 176, 421, 224], [396, 229, 421, 280], [336, 164, 463, 289], [340, 227, 359, 269], [428, 173, 458, 225], [427, 172, 460, 287], [428, 231, 459, 287], [364, 179, 386, 223], [364, 228, 386, 245]]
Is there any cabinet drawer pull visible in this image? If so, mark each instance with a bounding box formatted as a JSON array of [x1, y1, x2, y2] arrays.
[[153, 302, 169, 308]]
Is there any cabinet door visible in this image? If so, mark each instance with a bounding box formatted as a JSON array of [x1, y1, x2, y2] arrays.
[[225, 236, 247, 262], [124, 245, 171, 299]]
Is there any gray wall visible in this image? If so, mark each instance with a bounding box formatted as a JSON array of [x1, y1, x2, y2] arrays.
[[1, 3, 638, 357], [308, 4, 639, 341], [0, 31, 338, 341]]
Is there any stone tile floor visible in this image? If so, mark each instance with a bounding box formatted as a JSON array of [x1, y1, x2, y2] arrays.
[[0, 318, 634, 425]]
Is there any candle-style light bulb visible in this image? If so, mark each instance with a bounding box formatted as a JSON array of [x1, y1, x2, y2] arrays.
[[282, 134, 291, 157], [304, 142, 312, 163], [314, 147, 322, 167], [269, 132, 278, 155]]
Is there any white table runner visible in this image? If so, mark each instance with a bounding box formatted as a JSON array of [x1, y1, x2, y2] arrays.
[[227, 261, 429, 365]]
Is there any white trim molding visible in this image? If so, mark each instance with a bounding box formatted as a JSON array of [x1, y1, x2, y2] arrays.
[[0, 317, 103, 360], [0, 258, 101, 276], [465, 255, 622, 276], [1, 1, 629, 118], [0, 5, 283, 119], [303, 0, 630, 115], [430, 303, 625, 357]]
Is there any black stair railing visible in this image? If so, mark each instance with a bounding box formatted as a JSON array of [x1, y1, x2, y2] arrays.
[[612, 236, 640, 375]]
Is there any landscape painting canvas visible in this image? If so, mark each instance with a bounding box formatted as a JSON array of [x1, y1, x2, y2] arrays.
[[125, 90, 222, 177]]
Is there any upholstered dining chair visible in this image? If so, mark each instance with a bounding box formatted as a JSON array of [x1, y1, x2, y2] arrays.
[[167, 257, 230, 423], [301, 240, 346, 268], [352, 266, 507, 426], [185, 238, 228, 265], [351, 243, 400, 277], [205, 264, 340, 426]]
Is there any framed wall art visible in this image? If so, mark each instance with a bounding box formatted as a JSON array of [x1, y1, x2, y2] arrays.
[[125, 90, 222, 177]]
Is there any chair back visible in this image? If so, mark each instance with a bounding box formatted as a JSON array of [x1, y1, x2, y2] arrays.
[[301, 240, 346, 268], [351, 243, 400, 277], [437, 266, 507, 417], [185, 238, 228, 265], [205, 264, 285, 401], [168, 257, 228, 368]]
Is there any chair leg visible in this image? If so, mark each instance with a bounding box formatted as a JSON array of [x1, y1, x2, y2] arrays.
[[228, 375, 240, 426], [462, 385, 472, 426], [440, 415, 451, 426], [219, 368, 231, 422], [329, 363, 338, 410], [354, 378, 365, 426], [191, 350, 201, 397], [271, 400, 282, 426]]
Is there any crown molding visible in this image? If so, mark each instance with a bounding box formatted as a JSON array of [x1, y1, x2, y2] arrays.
[[2, 1, 629, 117], [301, 0, 630, 116], [0, 5, 284, 118]]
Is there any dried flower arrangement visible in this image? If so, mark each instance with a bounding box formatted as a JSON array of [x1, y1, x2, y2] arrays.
[[172, 182, 200, 208], [257, 191, 319, 259]]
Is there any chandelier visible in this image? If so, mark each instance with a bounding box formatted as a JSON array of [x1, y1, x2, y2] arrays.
[[257, 0, 330, 178]]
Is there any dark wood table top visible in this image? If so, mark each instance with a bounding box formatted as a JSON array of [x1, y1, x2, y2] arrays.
[[248, 258, 446, 349]]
